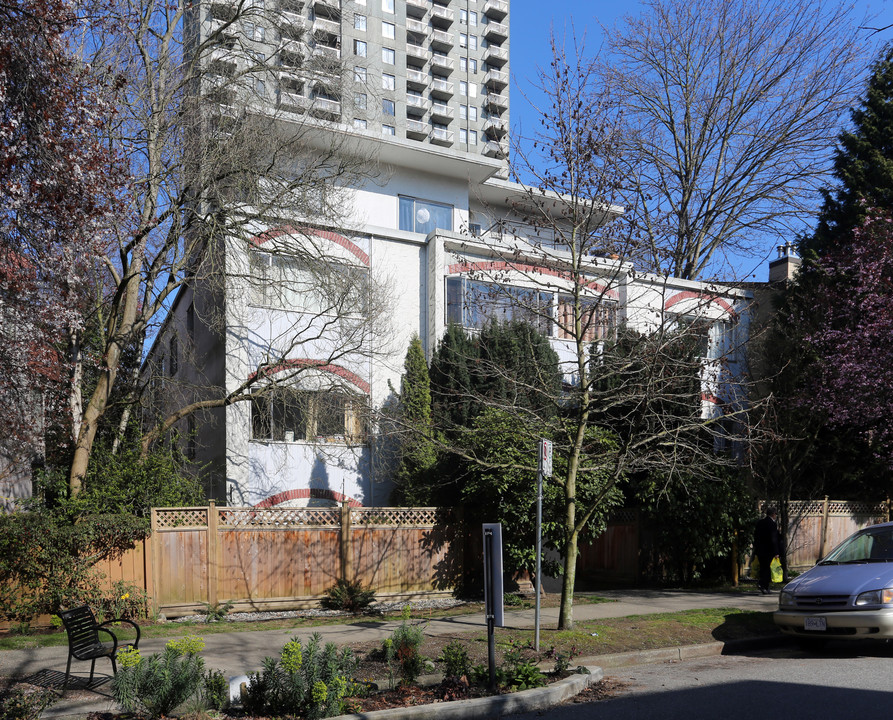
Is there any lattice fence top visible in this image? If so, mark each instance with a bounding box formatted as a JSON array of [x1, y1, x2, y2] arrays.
[[351, 507, 443, 526], [609, 508, 639, 524], [785, 500, 888, 518], [220, 507, 341, 528], [155, 508, 209, 528]]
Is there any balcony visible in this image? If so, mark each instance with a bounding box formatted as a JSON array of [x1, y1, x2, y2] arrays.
[[209, 0, 236, 22], [485, 91, 508, 112], [483, 69, 508, 90], [309, 95, 341, 119], [482, 140, 507, 158], [405, 43, 430, 67], [483, 20, 508, 43], [311, 43, 340, 61], [312, 15, 340, 38], [406, 17, 428, 37], [430, 126, 454, 146], [483, 117, 507, 138], [280, 14, 307, 41], [405, 0, 427, 19], [406, 118, 429, 139], [430, 3, 454, 27], [311, 0, 340, 19], [406, 94, 429, 115], [430, 28, 454, 50], [430, 102, 454, 121], [279, 90, 309, 113], [483, 0, 508, 20], [406, 68, 429, 90], [430, 53, 455, 73], [429, 77, 454, 99], [484, 44, 509, 67]]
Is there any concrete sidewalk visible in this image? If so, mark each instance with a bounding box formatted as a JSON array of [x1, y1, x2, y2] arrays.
[[0, 589, 779, 718]]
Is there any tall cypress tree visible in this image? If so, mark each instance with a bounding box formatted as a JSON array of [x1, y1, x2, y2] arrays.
[[806, 45, 893, 255]]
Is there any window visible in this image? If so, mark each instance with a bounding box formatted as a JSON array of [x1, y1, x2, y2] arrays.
[[382, 124, 396, 135], [382, 98, 395, 116], [354, 66, 367, 83], [399, 196, 453, 234], [382, 0, 394, 12], [460, 57, 467, 72], [468, 82, 477, 98], [469, 35, 477, 50], [459, 33, 467, 48], [470, 58, 477, 73], [354, 39, 367, 57], [460, 8, 467, 23], [255, 78, 266, 97], [354, 92, 366, 109], [382, 73, 395, 90], [459, 80, 467, 96], [469, 10, 477, 26], [186, 303, 195, 340], [382, 47, 395, 64], [353, 117, 367, 129], [460, 127, 467, 143], [459, 104, 467, 120], [354, 13, 366, 30], [469, 129, 477, 145], [382, 21, 395, 38], [251, 388, 366, 442], [469, 106, 478, 121], [255, 24, 266, 42], [557, 296, 617, 342], [446, 277, 553, 335]]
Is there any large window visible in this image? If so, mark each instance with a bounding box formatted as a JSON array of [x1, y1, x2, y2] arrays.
[[249, 250, 367, 315], [251, 388, 366, 443], [399, 197, 453, 234], [446, 277, 617, 340], [556, 295, 617, 342]]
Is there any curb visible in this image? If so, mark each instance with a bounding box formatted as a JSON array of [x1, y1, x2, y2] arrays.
[[327, 666, 604, 720], [580, 634, 788, 669]]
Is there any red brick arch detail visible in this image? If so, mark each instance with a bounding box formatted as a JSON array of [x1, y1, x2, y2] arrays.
[[448, 261, 619, 300], [664, 290, 736, 316], [250, 225, 370, 266], [250, 359, 371, 394], [255, 488, 363, 508]]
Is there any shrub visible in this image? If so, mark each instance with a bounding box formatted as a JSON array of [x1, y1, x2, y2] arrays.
[[384, 606, 427, 686], [0, 686, 57, 720], [244, 633, 358, 720], [95, 580, 150, 621], [320, 579, 377, 614], [438, 639, 470, 678], [111, 637, 206, 719], [202, 669, 229, 710], [200, 599, 235, 622], [500, 641, 546, 691]]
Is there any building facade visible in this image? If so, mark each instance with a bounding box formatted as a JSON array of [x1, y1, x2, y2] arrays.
[[146, 0, 753, 508]]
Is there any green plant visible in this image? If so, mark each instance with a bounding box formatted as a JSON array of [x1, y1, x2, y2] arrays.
[[96, 580, 150, 620], [320, 578, 377, 614], [202, 669, 229, 710], [111, 636, 207, 719], [503, 592, 526, 607], [499, 640, 546, 691], [244, 633, 357, 720], [0, 686, 57, 720], [200, 599, 235, 623], [384, 606, 427, 686], [438, 639, 470, 678]]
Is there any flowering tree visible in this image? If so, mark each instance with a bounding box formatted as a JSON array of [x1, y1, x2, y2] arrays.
[[0, 0, 117, 502], [805, 213, 893, 470]]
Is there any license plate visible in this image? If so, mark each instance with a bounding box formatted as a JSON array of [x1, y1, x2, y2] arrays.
[[804, 616, 827, 632]]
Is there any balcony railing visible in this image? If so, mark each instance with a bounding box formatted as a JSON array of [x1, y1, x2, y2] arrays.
[[482, 140, 507, 158], [406, 68, 429, 89], [406, 94, 429, 114], [483, 118, 507, 137], [430, 3, 454, 27], [430, 28, 454, 50], [483, 20, 508, 42], [406, 0, 427, 19], [430, 77, 454, 99], [430, 102, 454, 120], [431, 127, 454, 145], [483, 69, 508, 90], [310, 95, 341, 118], [405, 43, 430, 66], [430, 53, 455, 72], [485, 92, 508, 111], [483, 0, 508, 20], [406, 17, 428, 36], [406, 119, 429, 139], [312, 15, 340, 37], [484, 45, 509, 67]]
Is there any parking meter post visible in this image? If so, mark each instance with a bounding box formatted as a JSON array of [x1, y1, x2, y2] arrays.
[[484, 527, 496, 691], [535, 468, 542, 652]]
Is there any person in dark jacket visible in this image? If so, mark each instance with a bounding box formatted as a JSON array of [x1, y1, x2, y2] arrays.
[[753, 506, 782, 594]]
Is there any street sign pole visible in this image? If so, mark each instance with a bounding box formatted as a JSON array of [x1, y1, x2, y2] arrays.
[[535, 438, 552, 652]]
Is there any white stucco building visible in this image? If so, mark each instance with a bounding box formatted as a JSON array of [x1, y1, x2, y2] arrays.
[[145, 0, 753, 508]]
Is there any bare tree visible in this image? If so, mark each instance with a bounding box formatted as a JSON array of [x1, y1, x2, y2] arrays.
[[417, 37, 755, 630], [64, 0, 388, 493], [598, 0, 869, 280]]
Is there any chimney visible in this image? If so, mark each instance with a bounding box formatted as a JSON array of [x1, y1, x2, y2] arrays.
[[768, 241, 801, 284]]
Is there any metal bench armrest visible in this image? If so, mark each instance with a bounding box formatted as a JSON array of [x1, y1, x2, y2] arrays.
[[98, 618, 141, 648]]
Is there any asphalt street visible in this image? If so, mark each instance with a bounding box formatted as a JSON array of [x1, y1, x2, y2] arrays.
[[509, 642, 893, 720]]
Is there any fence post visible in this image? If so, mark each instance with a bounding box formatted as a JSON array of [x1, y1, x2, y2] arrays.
[[818, 496, 830, 562], [207, 501, 219, 608], [340, 501, 352, 582], [149, 508, 159, 617]]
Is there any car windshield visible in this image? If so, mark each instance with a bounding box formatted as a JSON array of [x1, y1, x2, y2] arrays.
[[821, 527, 893, 563]]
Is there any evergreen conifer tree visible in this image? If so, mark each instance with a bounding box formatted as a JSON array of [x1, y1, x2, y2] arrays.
[[807, 45, 893, 255]]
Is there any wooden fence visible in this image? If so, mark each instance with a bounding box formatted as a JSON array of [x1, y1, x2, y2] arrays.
[[137, 504, 455, 617], [783, 499, 889, 571]]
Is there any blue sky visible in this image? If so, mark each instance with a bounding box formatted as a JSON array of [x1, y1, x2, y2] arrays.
[[507, 0, 893, 281]]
